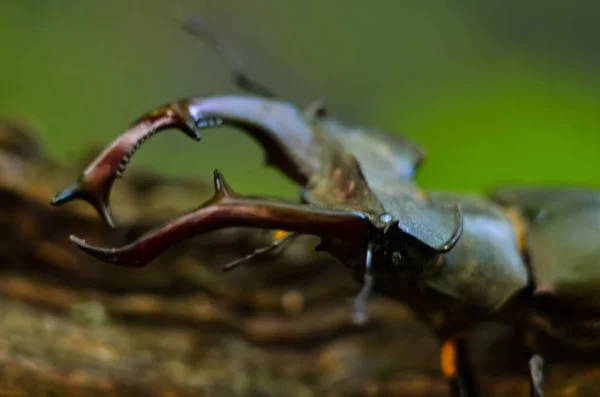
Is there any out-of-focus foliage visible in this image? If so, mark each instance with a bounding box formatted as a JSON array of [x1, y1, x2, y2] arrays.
[[2, 0, 599, 198]]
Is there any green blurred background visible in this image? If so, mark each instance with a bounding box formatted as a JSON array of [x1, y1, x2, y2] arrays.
[[2, 0, 599, 199]]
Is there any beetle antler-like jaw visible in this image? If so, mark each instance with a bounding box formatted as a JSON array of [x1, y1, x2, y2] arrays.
[[50, 102, 203, 228], [69, 170, 378, 268], [51, 95, 317, 228]]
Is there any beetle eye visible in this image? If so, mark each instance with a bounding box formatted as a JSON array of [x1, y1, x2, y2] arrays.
[[391, 251, 403, 267]]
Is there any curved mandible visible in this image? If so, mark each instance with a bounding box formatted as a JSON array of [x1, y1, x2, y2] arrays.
[[69, 170, 377, 268], [50, 95, 322, 228], [50, 103, 201, 228]]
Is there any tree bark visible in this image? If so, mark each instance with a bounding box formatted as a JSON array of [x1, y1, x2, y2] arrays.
[[0, 119, 598, 396]]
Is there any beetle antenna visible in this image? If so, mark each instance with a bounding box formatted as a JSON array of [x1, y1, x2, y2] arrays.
[[222, 232, 297, 271], [178, 12, 277, 98], [352, 242, 375, 325]]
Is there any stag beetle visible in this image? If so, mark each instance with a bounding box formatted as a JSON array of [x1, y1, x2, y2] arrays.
[[49, 15, 600, 397]]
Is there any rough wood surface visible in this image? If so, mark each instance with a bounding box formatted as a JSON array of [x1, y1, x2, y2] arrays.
[[0, 119, 598, 396]]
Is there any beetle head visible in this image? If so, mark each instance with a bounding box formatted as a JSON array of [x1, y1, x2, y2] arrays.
[[373, 206, 463, 277], [347, 207, 462, 325], [379, 221, 444, 276]]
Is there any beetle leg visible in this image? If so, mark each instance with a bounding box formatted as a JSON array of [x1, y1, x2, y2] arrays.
[[440, 335, 479, 397], [222, 231, 298, 271], [180, 13, 276, 99], [528, 354, 544, 397], [68, 170, 377, 268], [351, 242, 375, 325]]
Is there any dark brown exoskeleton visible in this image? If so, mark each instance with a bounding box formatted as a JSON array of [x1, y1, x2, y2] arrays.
[[50, 16, 600, 397]]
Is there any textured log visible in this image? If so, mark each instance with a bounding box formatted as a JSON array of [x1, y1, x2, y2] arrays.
[[0, 119, 599, 396]]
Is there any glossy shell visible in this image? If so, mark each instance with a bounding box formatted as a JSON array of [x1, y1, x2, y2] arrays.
[[423, 192, 530, 312], [492, 186, 600, 311], [320, 118, 424, 181], [307, 117, 461, 251]]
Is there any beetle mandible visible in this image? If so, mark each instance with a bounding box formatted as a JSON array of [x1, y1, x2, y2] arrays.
[[50, 15, 600, 397]]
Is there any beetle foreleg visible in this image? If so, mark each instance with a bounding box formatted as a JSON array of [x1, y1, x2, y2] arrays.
[[528, 354, 544, 397], [440, 335, 479, 397], [351, 243, 375, 325]]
